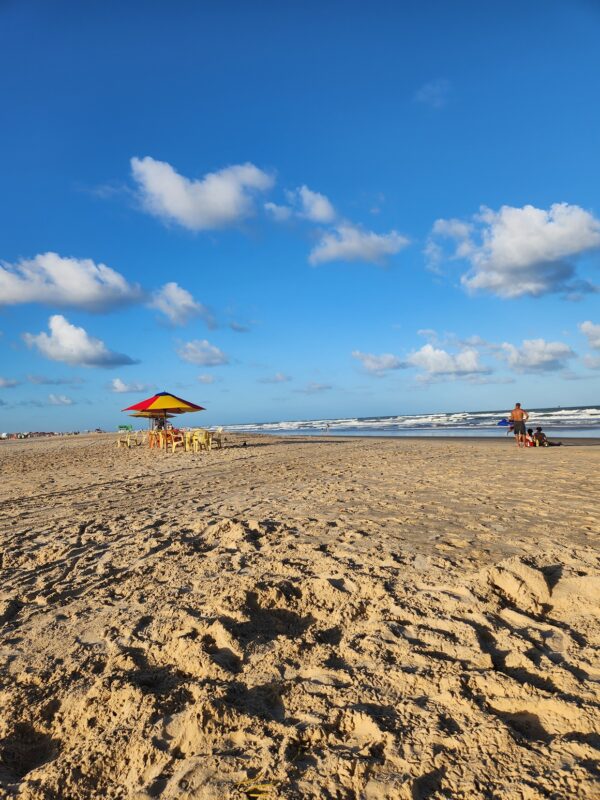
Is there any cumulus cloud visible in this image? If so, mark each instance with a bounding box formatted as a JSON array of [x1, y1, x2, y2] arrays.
[[110, 378, 152, 393], [0, 252, 142, 312], [265, 185, 406, 268], [48, 393, 74, 406], [428, 203, 600, 298], [197, 374, 216, 384], [583, 355, 600, 370], [415, 79, 451, 108], [131, 157, 273, 231], [309, 223, 409, 266], [177, 339, 229, 366], [501, 338, 575, 372], [264, 202, 293, 222], [290, 185, 336, 223], [409, 344, 490, 377], [352, 351, 406, 376], [0, 377, 19, 388], [24, 315, 137, 368], [150, 282, 215, 327], [259, 372, 291, 384], [266, 185, 336, 224], [580, 320, 600, 350]]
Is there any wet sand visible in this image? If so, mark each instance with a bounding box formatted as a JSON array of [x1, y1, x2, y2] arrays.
[[1, 433, 598, 799]]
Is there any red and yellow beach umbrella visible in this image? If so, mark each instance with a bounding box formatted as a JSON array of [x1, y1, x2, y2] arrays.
[[129, 411, 177, 419], [123, 391, 205, 418]]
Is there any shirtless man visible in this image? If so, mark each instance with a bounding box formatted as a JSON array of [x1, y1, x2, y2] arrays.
[[509, 402, 529, 448]]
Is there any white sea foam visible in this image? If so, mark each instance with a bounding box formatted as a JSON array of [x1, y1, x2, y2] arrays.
[[224, 406, 600, 437]]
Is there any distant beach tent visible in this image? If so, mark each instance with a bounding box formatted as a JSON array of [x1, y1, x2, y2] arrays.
[[123, 391, 205, 419]]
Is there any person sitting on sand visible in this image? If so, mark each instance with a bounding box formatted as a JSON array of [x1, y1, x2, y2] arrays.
[[525, 428, 536, 447], [509, 403, 529, 448], [534, 426, 562, 447]]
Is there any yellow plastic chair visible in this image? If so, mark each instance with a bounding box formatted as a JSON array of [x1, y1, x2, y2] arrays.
[[171, 430, 186, 454], [212, 426, 224, 449], [117, 431, 141, 448], [191, 429, 211, 453]]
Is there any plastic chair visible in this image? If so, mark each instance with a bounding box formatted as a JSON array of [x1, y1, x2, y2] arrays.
[[191, 429, 211, 453], [212, 426, 224, 449], [117, 431, 142, 449], [171, 430, 186, 454]]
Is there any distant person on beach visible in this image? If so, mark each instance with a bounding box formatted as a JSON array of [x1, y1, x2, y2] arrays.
[[525, 428, 536, 447], [509, 403, 529, 448]]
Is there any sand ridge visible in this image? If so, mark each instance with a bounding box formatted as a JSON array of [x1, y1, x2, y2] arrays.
[[0, 434, 599, 799]]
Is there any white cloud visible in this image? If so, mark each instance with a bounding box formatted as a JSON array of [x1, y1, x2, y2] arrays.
[[580, 320, 600, 350], [259, 372, 291, 384], [295, 382, 332, 394], [0, 252, 141, 312], [150, 282, 214, 327], [352, 351, 406, 376], [266, 185, 336, 224], [24, 315, 137, 368], [110, 378, 152, 393], [429, 203, 600, 298], [292, 185, 336, 223], [0, 377, 19, 388], [198, 374, 216, 384], [177, 339, 228, 366], [27, 374, 84, 386], [409, 344, 490, 377], [583, 355, 600, 370], [415, 79, 451, 109], [309, 223, 409, 265], [264, 202, 293, 222], [229, 321, 250, 333], [417, 328, 439, 343], [501, 338, 575, 372], [131, 157, 274, 231], [265, 185, 405, 268], [48, 393, 74, 406]]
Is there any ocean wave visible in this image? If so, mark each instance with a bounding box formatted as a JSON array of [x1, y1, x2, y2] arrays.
[[224, 406, 600, 435]]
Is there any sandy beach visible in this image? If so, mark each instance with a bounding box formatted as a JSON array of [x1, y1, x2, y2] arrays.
[[1, 433, 598, 799]]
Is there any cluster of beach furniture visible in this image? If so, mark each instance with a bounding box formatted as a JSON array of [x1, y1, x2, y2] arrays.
[[117, 427, 224, 453]]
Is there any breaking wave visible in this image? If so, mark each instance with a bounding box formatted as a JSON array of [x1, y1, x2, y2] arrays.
[[224, 406, 600, 438]]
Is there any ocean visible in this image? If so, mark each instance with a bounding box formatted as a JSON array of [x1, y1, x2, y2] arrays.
[[224, 405, 600, 438]]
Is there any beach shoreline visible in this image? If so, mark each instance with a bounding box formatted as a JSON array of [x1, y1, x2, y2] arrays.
[[2, 430, 600, 446], [1, 434, 598, 798]]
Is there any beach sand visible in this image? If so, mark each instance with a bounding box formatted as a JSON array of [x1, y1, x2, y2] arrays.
[[0, 433, 598, 799]]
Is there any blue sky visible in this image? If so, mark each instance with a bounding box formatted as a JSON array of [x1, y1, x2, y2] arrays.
[[1, 0, 599, 431]]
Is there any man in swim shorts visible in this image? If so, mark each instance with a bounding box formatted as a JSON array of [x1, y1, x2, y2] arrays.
[[509, 403, 529, 448]]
